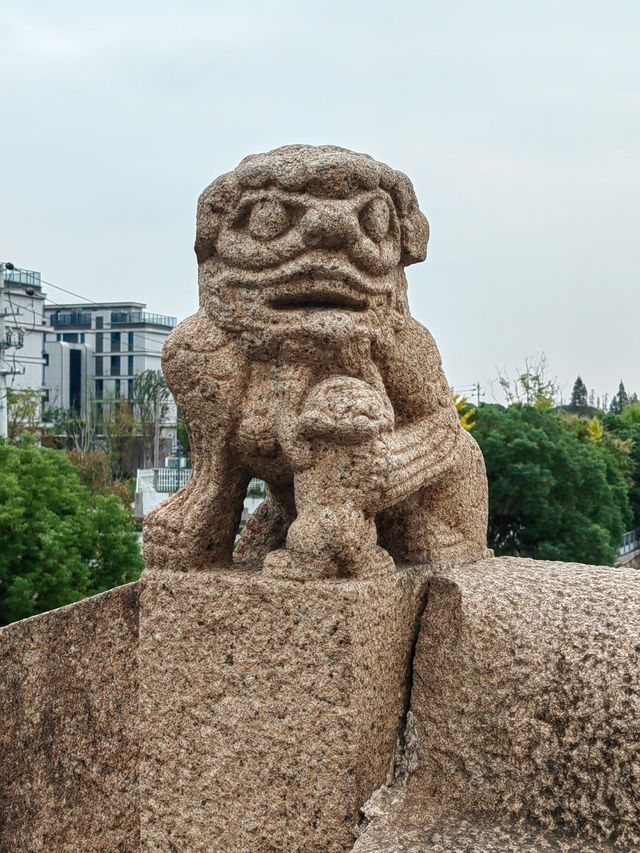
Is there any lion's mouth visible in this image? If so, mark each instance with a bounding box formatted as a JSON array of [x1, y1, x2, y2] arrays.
[[269, 290, 368, 312]]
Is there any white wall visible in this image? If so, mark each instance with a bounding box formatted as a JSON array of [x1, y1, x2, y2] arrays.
[[44, 341, 94, 418], [2, 286, 46, 394]]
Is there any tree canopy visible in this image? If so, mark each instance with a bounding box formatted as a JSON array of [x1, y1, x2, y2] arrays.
[[602, 407, 640, 531], [569, 375, 588, 414], [473, 404, 632, 566], [610, 380, 630, 415], [0, 438, 143, 625]]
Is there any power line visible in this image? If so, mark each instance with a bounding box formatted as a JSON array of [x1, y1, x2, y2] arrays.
[[38, 276, 174, 355], [40, 279, 178, 347], [7, 274, 171, 383], [454, 382, 483, 406], [40, 277, 97, 304]]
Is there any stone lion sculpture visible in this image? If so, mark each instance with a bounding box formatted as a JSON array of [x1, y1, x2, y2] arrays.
[[144, 145, 488, 578]]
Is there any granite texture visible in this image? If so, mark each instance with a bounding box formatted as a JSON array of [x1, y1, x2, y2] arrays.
[[138, 566, 431, 852], [143, 145, 488, 580], [0, 583, 140, 852], [2, 557, 639, 851], [354, 558, 640, 851], [353, 795, 620, 852]]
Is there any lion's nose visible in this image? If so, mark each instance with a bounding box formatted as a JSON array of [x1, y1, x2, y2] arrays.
[[301, 206, 359, 250]]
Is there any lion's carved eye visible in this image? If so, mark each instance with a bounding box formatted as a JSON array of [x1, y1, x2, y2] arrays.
[[247, 199, 290, 240], [359, 197, 390, 243]]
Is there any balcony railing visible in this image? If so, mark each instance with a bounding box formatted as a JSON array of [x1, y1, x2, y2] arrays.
[[5, 268, 42, 287], [618, 528, 640, 558], [152, 469, 266, 497], [154, 468, 191, 492], [49, 311, 92, 327], [111, 311, 177, 328]]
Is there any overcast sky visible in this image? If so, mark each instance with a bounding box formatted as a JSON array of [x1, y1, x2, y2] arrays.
[[2, 1, 638, 402]]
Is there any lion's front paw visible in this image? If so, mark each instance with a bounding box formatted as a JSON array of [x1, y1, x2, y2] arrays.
[[298, 376, 393, 444]]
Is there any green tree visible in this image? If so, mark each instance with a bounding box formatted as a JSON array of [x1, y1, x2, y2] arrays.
[[569, 375, 588, 414], [7, 389, 43, 440], [101, 396, 138, 477], [610, 381, 629, 415], [604, 405, 640, 528], [44, 404, 98, 453], [620, 401, 640, 427], [176, 417, 191, 465], [618, 381, 629, 411], [130, 369, 170, 467], [67, 449, 134, 509], [495, 353, 557, 409], [474, 404, 631, 565], [0, 438, 143, 625]]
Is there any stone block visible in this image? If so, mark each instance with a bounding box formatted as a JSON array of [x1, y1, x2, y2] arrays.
[[355, 557, 640, 851], [0, 583, 140, 852], [138, 566, 430, 852]]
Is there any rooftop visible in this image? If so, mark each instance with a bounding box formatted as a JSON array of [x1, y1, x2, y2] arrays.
[[44, 302, 146, 311], [46, 303, 177, 330], [4, 268, 43, 291]]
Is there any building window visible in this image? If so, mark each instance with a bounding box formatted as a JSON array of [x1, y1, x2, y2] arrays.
[[115, 380, 121, 399], [67, 350, 82, 414], [127, 379, 133, 400], [96, 317, 103, 330], [111, 331, 121, 352], [128, 331, 134, 351], [95, 333, 103, 353], [128, 355, 134, 376], [95, 379, 103, 399], [111, 355, 120, 376], [63, 333, 78, 343], [56, 333, 61, 341], [95, 356, 103, 375], [80, 333, 85, 343]]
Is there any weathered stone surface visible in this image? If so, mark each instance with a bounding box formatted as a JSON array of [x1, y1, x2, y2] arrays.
[[143, 145, 488, 580], [354, 795, 619, 852], [0, 583, 140, 852], [138, 566, 431, 852], [3, 558, 639, 852], [354, 558, 640, 851]]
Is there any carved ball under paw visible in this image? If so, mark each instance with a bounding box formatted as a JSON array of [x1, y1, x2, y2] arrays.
[[298, 376, 394, 445]]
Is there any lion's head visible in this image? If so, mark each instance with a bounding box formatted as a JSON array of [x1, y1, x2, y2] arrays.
[[194, 145, 429, 348]]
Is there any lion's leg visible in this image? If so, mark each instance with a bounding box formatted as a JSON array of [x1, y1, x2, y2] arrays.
[[234, 481, 295, 566], [143, 313, 249, 571], [381, 430, 488, 566], [143, 448, 249, 571], [286, 482, 380, 579], [264, 445, 393, 580]]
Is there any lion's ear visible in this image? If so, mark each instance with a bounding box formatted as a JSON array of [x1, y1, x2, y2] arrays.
[[401, 210, 429, 266], [194, 186, 220, 263], [382, 168, 430, 267], [194, 173, 241, 263]]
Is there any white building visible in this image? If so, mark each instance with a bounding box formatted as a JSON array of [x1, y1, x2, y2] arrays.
[[44, 301, 177, 427], [2, 268, 48, 398], [1, 268, 179, 452]]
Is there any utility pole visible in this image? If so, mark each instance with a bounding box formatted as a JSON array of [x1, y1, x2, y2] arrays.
[[0, 262, 27, 440], [454, 383, 482, 408], [153, 369, 161, 469], [0, 262, 15, 439]]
